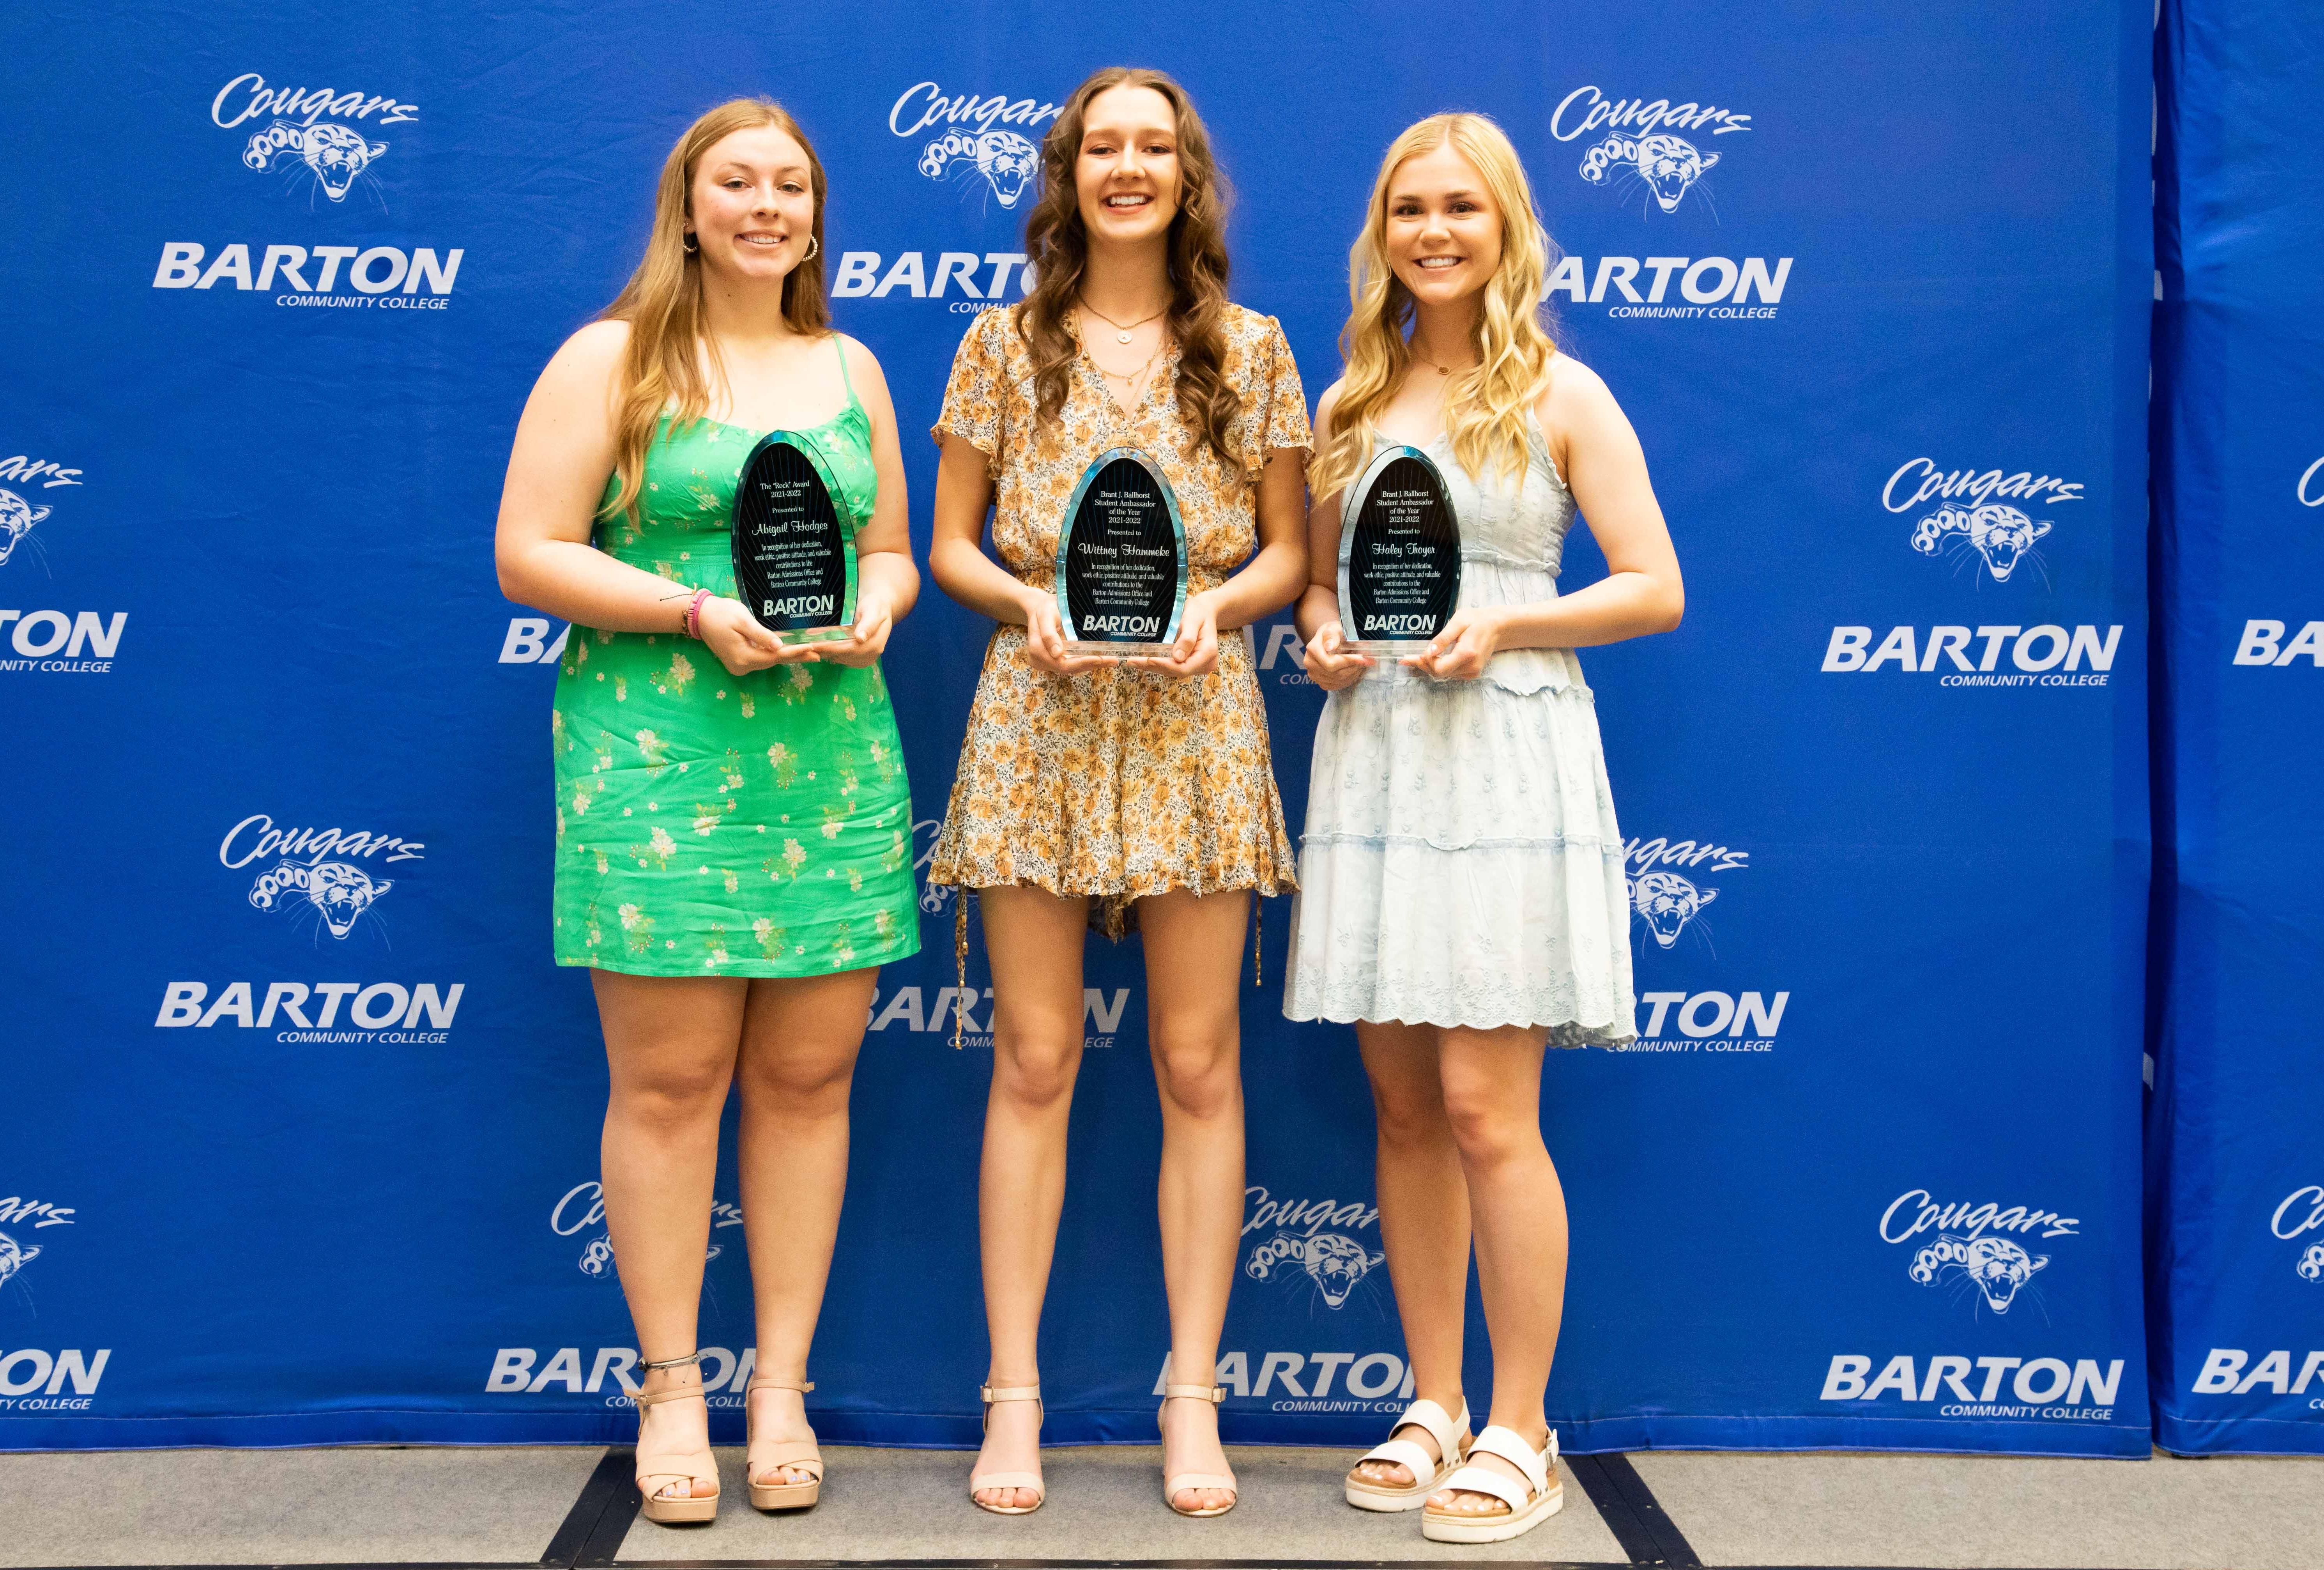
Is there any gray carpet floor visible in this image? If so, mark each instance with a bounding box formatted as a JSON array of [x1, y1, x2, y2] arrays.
[[611, 1442, 1627, 1561], [0, 1445, 602, 1566], [1633, 1448, 2324, 1569], [1, 1442, 2319, 1568]]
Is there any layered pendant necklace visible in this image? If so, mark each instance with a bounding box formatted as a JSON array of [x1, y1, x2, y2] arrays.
[[1081, 298, 1167, 345]]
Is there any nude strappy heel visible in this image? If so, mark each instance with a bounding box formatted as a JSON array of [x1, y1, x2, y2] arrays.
[[1158, 1382, 1237, 1518], [1420, 1425, 1563, 1543], [968, 1382, 1045, 1514], [1344, 1397, 1473, 1511], [631, 1378, 720, 1524], [745, 1374, 823, 1511]]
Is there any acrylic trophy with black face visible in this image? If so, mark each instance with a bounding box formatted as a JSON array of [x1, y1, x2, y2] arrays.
[[1339, 444, 1462, 657], [731, 430, 858, 643], [1055, 448, 1188, 657]]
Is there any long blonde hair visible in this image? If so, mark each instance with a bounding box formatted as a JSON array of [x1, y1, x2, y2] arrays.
[[1310, 113, 1559, 502], [599, 97, 831, 521]]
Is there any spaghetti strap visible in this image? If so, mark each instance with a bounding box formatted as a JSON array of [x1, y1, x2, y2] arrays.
[[834, 334, 856, 402]]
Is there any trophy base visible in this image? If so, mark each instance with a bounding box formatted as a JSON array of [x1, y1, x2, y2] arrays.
[[777, 625, 851, 646], [1063, 640, 1180, 658]]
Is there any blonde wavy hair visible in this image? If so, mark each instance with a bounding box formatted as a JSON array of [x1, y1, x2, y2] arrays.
[[1309, 113, 1559, 503], [599, 98, 830, 522]]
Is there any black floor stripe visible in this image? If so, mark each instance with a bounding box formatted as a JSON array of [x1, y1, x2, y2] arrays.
[[1565, 1453, 1661, 1565], [545, 1447, 643, 1567], [1581, 1454, 1700, 1568], [576, 1445, 649, 1568]]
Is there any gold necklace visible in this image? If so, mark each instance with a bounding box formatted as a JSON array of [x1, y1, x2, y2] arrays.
[[1097, 342, 1164, 386], [1080, 298, 1168, 345], [1410, 348, 1474, 377]]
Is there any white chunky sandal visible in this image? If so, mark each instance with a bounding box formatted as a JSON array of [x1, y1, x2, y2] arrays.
[[1344, 1397, 1473, 1511], [1420, 1424, 1562, 1544]]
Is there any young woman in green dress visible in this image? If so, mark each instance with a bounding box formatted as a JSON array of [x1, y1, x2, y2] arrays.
[[495, 97, 921, 1526]]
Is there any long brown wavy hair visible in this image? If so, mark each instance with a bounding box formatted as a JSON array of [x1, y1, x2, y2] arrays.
[[600, 97, 831, 521], [1017, 67, 1240, 470]]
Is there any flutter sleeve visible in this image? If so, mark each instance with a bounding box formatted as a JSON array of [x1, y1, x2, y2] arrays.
[[931, 307, 1006, 464], [1240, 314, 1314, 480]]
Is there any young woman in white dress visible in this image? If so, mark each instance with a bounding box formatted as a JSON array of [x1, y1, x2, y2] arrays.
[[1283, 113, 1684, 1545]]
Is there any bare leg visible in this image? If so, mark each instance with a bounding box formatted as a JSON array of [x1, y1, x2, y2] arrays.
[[971, 886, 1091, 1511], [593, 969, 747, 1502], [1352, 1021, 1470, 1487], [1428, 1025, 1565, 1517], [1141, 888, 1249, 1515], [736, 967, 876, 1486]]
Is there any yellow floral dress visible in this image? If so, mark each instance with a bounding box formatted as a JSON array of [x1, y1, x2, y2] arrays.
[[927, 303, 1311, 935]]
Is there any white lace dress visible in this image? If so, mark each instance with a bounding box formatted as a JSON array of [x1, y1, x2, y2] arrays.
[[1282, 420, 1636, 1043]]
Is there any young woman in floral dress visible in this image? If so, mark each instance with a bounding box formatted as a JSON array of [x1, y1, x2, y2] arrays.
[[925, 67, 1310, 1520]]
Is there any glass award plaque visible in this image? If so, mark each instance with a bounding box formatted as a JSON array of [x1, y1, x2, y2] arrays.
[[1054, 447, 1189, 656], [1339, 444, 1462, 654], [731, 429, 858, 644]]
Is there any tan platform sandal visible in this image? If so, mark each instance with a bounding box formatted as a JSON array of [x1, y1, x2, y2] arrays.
[[967, 1382, 1045, 1515], [1158, 1382, 1237, 1518], [631, 1358, 720, 1525], [745, 1374, 823, 1511], [1344, 1397, 1473, 1511], [1420, 1425, 1562, 1543]]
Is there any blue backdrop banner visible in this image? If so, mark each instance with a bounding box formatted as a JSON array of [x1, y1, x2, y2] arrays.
[[2, 0, 2152, 1455], [2146, 0, 2324, 1456]]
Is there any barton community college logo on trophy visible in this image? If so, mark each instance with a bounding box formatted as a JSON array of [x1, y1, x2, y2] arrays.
[[1056, 449, 1188, 655], [1339, 445, 1461, 656], [732, 432, 857, 643]]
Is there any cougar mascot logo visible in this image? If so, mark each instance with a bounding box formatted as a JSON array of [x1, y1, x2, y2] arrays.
[[242, 120, 387, 202], [917, 129, 1039, 207], [248, 858, 393, 938], [1245, 1230, 1383, 1309], [576, 1234, 718, 1277], [0, 1233, 40, 1290], [1911, 504, 2053, 586], [1910, 1234, 2047, 1314], [1630, 871, 1717, 950], [1580, 131, 1719, 213], [0, 490, 51, 567], [913, 818, 953, 913]]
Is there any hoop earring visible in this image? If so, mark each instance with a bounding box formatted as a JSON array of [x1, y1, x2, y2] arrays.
[[804, 235, 819, 262], [682, 233, 698, 254]]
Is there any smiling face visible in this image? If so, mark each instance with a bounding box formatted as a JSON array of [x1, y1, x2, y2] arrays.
[[688, 124, 818, 287], [1384, 142, 1505, 310], [1074, 84, 1181, 248]]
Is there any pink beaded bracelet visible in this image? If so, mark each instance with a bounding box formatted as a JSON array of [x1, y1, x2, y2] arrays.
[[683, 588, 711, 640]]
